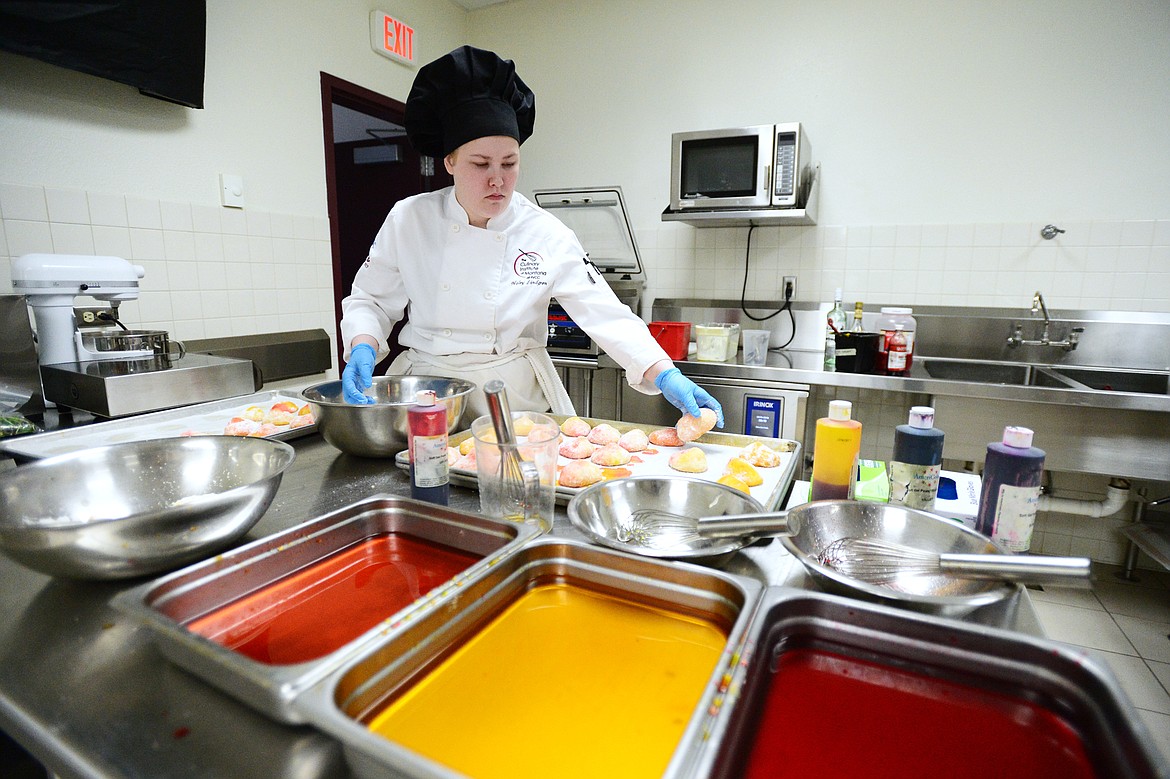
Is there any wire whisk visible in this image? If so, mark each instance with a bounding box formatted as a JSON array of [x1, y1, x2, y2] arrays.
[[614, 508, 702, 549], [816, 536, 1092, 588]]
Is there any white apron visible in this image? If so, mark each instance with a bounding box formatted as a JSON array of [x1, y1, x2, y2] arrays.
[[387, 346, 575, 422]]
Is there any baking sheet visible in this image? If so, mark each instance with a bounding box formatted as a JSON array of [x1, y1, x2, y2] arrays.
[[0, 390, 316, 461], [396, 414, 800, 511]]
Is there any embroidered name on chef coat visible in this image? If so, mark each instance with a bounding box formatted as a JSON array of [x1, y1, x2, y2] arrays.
[[511, 250, 549, 286]]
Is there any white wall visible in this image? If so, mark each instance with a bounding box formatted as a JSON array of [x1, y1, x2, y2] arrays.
[[471, 0, 1170, 311]]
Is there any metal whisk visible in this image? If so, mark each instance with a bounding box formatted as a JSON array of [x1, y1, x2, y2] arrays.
[[817, 536, 1092, 588], [615, 509, 703, 548]]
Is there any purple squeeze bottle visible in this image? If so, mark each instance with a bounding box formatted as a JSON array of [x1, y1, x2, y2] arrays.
[[975, 426, 1045, 552]]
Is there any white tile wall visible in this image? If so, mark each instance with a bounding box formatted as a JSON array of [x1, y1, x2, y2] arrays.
[[0, 182, 337, 357], [638, 219, 1170, 314]]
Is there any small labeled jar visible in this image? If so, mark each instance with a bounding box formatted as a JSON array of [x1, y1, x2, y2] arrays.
[[876, 307, 916, 374]]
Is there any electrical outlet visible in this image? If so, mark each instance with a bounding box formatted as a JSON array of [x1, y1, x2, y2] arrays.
[[783, 276, 797, 299], [74, 307, 115, 328]]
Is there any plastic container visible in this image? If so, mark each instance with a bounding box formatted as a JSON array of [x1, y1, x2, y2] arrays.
[[832, 332, 880, 374], [407, 390, 449, 505], [889, 406, 945, 510], [724, 323, 741, 361], [742, 329, 771, 366], [975, 426, 1046, 552], [695, 323, 733, 362], [810, 400, 863, 501], [876, 307, 916, 374], [649, 321, 691, 361]]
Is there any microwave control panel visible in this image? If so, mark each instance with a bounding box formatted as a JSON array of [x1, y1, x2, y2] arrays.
[[773, 132, 797, 200]]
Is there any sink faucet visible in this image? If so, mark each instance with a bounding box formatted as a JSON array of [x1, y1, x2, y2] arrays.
[[1007, 291, 1083, 351]]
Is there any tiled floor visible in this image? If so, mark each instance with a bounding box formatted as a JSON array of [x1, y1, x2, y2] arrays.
[[1029, 561, 1170, 764]]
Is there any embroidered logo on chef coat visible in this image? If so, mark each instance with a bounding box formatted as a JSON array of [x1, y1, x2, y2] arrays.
[[511, 250, 549, 286]]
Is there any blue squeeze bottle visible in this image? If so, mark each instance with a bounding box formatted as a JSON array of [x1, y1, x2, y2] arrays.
[[888, 406, 945, 510], [975, 426, 1045, 552]]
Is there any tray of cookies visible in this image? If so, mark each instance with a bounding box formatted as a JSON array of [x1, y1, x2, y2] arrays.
[[396, 413, 800, 512]]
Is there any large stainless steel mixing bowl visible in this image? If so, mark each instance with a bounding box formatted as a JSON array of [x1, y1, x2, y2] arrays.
[[300, 375, 475, 458], [567, 476, 765, 566], [0, 436, 295, 580], [777, 500, 1015, 616]]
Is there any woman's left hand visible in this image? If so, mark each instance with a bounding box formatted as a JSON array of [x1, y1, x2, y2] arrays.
[[654, 367, 724, 427]]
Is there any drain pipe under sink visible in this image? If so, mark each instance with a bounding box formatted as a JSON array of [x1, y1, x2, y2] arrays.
[[1038, 478, 1131, 517]]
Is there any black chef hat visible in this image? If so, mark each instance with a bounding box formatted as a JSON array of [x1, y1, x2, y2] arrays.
[[404, 46, 536, 158]]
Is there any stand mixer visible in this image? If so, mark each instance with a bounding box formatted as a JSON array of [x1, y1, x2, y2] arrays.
[[11, 253, 152, 365], [10, 253, 256, 418]]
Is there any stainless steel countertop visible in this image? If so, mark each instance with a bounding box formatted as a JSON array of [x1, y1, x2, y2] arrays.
[[0, 432, 1041, 779], [601, 349, 1170, 412]]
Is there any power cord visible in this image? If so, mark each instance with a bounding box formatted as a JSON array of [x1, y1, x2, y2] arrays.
[[739, 224, 796, 348]]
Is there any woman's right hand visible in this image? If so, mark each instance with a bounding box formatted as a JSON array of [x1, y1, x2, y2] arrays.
[[342, 343, 377, 404]]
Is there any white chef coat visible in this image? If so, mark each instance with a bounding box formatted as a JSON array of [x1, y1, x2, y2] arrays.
[[340, 187, 670, 414]]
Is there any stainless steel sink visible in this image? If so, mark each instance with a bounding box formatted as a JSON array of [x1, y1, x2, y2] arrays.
[[920, 360, 1039, 386], [918, 359, 1170, 396], [1051, 367, 1170, 396]]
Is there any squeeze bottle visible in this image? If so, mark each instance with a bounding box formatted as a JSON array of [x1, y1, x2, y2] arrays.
[[810, 400, 862, 501], [408, 390, 449, 505], [888, 406, 945, 509], [975, 426, 1045, 552]]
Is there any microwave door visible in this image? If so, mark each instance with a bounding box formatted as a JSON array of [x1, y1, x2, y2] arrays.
[[672, 127, 772, 210]]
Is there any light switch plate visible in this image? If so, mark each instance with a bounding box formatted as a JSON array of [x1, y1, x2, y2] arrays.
[[220, 174, 245, 208]]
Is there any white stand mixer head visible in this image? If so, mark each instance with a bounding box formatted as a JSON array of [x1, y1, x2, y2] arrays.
[[11, 254, 146, 365]]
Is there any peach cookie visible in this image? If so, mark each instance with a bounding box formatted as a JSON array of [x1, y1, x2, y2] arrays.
[[724, 456, 764, 486], [587, 423, 621, 445], [648, 427, 684, 447], [560, 416, 592, 437], [717, 473, 751, 494], [458, 437, 476, 456], [559, 436, 595, 459], [512, 415, 536, 436], [618, 428, 649, 452], [739, 441, 782, 469], [559, 460, 604, 488], [591, 443, 632, 467], [676, 408, 717, 443], [668, 447, 708, 474]]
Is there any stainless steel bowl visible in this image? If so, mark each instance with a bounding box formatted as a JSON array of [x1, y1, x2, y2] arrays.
[[567, 476, 765, 565], [300, 375, 475, 458], [778, 500, 1014, 616], [0, 436, 295, 580]]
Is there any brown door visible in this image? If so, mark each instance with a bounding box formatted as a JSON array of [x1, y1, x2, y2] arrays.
[[320, 72, 452, 374]]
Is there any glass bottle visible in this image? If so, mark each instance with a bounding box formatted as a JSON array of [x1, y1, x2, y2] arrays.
[[850, 301, 865, 332], [824, 288, 845, 371]]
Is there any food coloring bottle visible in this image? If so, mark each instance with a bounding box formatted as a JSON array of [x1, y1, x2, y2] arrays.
[[975, 426, 1045, 552], [885, 324, 909, 376], [408, 390, 449, 505], [889, 406, 945, 509], [810, 400, 862, 501]]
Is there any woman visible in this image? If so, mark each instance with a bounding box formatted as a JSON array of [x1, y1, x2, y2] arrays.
[[340, 46, 721, 427]]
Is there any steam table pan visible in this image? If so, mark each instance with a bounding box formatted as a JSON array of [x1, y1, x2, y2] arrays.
[[686, 587, 1169, 779], [293, 537, 764, 779], [114, 494, 539, 723]]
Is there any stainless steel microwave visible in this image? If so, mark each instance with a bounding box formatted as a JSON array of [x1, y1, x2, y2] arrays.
[[669, 123, 811, 211]]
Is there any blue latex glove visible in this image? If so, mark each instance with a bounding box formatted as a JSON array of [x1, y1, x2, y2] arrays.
[[341, 343, 377, 405], [654, 367, 724, 428]]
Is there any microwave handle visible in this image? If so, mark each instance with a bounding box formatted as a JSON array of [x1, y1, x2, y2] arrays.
[[764, 163, 771, 194]]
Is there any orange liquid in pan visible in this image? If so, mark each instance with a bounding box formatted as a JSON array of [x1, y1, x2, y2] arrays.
[[187, 534, 480, 665], [366, 583, 728, 778]]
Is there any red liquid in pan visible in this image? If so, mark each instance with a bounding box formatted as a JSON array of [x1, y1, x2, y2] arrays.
[[187, 534, 480, 665], [743, 648, 1094, 779]]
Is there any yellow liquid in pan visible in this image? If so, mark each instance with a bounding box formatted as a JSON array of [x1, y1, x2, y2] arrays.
[[366, 583, 728, 778]]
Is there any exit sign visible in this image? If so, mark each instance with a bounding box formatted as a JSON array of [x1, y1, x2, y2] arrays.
[[370, 10, 416, 66]]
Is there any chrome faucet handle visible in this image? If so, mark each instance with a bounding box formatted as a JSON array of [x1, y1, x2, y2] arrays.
[[1064, 326, 1085, 352], [1007, 322, 1023, 348], [1041, 224, 1066, 240]]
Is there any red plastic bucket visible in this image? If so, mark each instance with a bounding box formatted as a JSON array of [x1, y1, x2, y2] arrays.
[[649, 321, 691, 361]]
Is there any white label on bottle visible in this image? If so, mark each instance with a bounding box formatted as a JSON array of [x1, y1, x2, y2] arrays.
[[889, 462, 940, 509], [990, 484, 1041, 552], [887, 348, 907, 370], [413, 434, 449, 487]]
